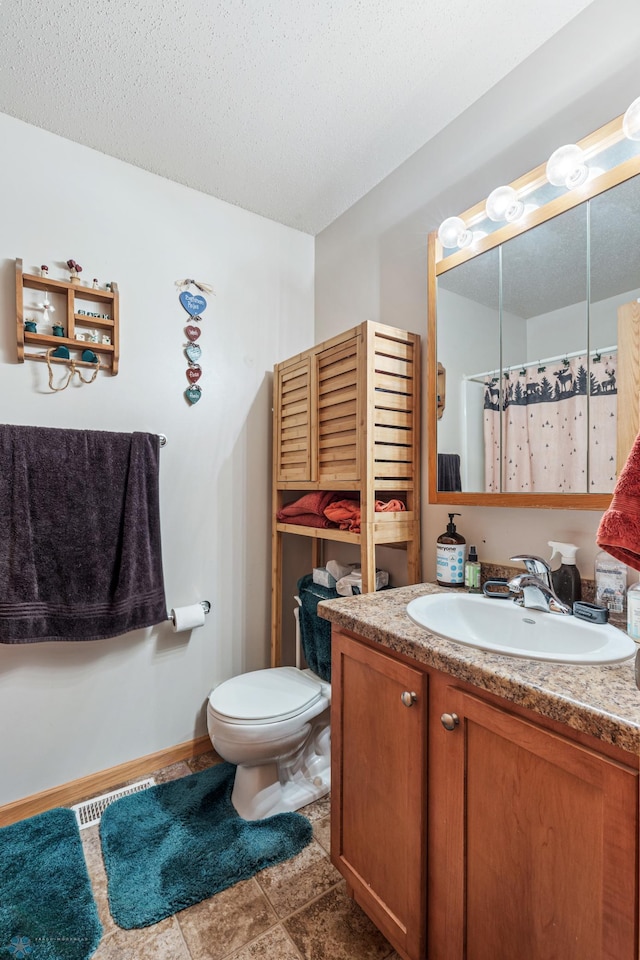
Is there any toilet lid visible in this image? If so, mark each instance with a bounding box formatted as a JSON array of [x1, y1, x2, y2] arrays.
[[209, 667, 323, 723]]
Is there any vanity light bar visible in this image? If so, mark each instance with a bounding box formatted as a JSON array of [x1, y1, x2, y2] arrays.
[[436, 102, 640, 249]]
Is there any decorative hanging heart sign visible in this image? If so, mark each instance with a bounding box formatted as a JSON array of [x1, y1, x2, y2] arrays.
[[177, 278, 214, 406], [185, 385, 202, 404], [179, 292, 207, 317]]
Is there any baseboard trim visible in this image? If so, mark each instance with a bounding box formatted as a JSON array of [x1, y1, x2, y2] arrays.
[[0, 734, 214, 827]]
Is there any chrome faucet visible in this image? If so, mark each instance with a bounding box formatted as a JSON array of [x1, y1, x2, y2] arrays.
[[507, 555, 572, 615]]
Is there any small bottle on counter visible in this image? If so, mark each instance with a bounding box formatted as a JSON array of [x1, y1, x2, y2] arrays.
[[436, 513, 465, 587], [464, 545, 481, 592], [627, 579, 640, 642], [595, 549, 627, 616]]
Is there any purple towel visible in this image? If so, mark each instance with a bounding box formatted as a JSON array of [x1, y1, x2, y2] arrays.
[[0, 425, 168, 643]]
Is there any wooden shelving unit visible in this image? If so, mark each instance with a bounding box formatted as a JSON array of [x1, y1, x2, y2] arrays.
[[16, 259, 120, 375], [271, 320, 422, 666]]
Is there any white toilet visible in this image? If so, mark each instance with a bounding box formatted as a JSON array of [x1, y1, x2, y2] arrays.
[[207, 603, 331, 820]]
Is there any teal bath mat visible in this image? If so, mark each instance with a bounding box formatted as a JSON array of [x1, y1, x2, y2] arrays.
[[0, 807, 102, 960], [100, 762, 313, 929]]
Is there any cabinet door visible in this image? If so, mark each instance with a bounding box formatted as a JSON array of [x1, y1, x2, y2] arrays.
[[274, 357, 313, 482], [316, 337, 360, 483], [429, 681, 639, 960], [331, 629, 427, 960]]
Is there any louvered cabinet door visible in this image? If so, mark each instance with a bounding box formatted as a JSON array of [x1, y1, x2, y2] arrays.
[[371, 327, 418, 486], [274, 357, 313, 482], [316, 336, 360, 483]]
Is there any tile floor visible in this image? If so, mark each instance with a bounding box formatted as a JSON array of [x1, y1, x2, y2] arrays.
[[79, 752, 401, 960]]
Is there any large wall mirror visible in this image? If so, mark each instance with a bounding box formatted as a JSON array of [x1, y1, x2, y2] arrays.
[[428, 111, 640, 509]]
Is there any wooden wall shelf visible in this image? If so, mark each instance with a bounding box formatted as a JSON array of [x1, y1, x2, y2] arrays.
[[16, 258, 120, 375]]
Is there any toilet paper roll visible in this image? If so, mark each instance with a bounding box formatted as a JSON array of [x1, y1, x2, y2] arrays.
[[170, 603, 206, 632]]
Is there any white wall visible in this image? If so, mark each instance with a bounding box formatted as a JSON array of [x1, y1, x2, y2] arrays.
[[315, 0, 640, 585], [0, 113, 314, 805], [436, 287, 499, 454]]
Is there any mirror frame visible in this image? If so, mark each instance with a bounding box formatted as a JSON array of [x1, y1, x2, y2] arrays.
[[428, 112, 640, 509]]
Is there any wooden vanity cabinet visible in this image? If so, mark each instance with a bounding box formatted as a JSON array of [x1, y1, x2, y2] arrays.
[[331, 628, 428, 960], [331, 628, 640, 960], [428, 674, 639, 960]]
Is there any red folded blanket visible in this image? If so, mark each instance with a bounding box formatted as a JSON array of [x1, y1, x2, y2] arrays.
[[277, 491, 340, 527], [277, 512, 335, 529], [597, 431, 640, 571]]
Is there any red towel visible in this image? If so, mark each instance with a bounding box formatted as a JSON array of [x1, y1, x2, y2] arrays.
[[324, 498, 361, 533], [277, 512, 335, 529], [596, 431, 640, 571], [277, 491, 339, 522], [375, 499, 406, 512], [323, 497, 407, 533]]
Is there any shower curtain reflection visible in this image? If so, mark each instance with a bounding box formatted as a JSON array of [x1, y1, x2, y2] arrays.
[[483, 351, 617, 494]]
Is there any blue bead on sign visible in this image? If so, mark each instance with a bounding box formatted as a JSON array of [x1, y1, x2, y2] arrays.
[[179, 292, 207, 317]]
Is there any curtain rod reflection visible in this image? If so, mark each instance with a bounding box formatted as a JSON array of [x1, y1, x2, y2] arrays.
[[465, 344, 617, 384]]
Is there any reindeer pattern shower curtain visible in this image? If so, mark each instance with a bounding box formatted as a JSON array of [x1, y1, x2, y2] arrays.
[[484, 351, 617, 493]]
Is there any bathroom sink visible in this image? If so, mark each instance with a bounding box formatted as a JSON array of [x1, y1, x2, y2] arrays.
[[406, 593, 637, 664]]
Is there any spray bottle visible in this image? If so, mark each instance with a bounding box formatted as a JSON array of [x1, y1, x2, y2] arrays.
[[548, 541, 582, 607]]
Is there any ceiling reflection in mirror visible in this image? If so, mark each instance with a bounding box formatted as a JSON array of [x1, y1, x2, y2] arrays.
[[433, 170, 640, 501]]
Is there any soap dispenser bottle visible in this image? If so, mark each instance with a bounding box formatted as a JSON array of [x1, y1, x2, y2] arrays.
[[437, 513, 466, 587], [548, 541, 582, 606]]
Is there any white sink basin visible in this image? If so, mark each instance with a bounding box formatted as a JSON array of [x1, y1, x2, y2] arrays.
[[406, 592, 637, 664]]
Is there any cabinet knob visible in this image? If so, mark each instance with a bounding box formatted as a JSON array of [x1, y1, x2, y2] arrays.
[[440, 712, 460, 731], [401, 691, 418, 707]]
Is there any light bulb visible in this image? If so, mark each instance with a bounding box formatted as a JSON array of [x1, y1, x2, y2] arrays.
[[485, 185, 524, 222], [623, 96, 640, 141], [546, 144, 589, 189], [437, 216, 472, 249]]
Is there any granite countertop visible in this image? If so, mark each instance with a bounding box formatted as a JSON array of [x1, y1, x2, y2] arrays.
[[318, 582, 640, 755]]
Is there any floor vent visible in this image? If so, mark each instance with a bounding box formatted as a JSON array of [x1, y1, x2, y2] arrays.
[[71, 778, 156, 829]]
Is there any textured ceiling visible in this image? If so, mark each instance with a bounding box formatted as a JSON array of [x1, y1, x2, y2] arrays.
[[0, 0, 595, 234]]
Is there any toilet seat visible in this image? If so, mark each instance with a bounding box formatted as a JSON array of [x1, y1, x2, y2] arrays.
[[209, 666, 323, 725]]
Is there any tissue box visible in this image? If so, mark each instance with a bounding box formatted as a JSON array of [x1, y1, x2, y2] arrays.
[[337, 568, 390, 596], [313, 567, 337, 589]]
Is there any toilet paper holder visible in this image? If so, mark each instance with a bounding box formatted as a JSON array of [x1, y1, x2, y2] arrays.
[[166, 600, 211, 624]]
